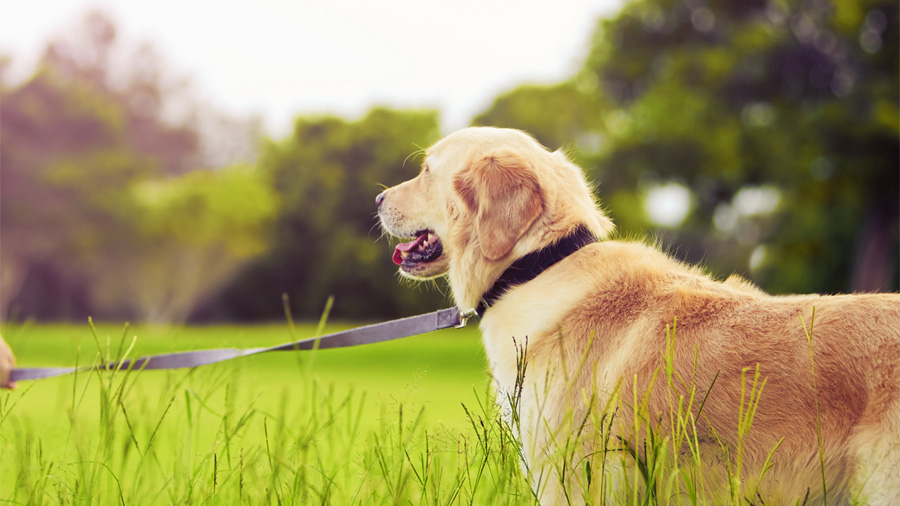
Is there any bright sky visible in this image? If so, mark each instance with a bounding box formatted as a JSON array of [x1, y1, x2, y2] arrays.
[[1, 0, 624, 137]]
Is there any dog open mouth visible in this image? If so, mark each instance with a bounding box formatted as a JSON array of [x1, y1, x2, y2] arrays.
[[392, 230, 443, 268]]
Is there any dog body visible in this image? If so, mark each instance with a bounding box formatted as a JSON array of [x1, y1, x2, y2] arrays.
[[378, 127, 900, 504]]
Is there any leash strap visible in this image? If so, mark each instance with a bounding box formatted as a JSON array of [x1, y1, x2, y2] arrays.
[[9, 307, 463, 383]]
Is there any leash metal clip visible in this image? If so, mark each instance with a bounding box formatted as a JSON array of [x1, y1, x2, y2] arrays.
[[455, 308, 479, 329]]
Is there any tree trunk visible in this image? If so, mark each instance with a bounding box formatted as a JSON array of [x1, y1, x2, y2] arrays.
[[851, 201, 899, 293]]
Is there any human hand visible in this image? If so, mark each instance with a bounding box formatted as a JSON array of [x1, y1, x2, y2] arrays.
[[0, 334, 16, 389]]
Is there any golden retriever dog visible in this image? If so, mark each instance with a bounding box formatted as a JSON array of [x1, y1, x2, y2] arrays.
[[377, 127, 900, 505]]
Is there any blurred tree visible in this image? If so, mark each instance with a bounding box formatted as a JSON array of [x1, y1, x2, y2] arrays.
[[477, 0, 898, 294], [39, 11, 200, 174], [117, 166, 278, 322], [1, 11, 269, 322], [584, 0, 898, 293], [472, 82, 604, 151], [1, 63, 154, 319], [213, 108, 446, 320]]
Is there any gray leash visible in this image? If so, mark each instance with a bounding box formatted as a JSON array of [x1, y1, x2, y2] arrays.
[[10, 307, 471, 383]]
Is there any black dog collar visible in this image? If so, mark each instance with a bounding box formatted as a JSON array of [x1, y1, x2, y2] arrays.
[[476, 225, 598, 317]]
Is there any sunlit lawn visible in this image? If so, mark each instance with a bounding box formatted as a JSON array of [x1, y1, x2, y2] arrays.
[[0, 319, 834, 505], [0, 320, 534, 505], [2, 320, 489, 429]]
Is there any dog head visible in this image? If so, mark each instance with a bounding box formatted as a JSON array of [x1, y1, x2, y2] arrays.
[[377, 127, 614, 311]]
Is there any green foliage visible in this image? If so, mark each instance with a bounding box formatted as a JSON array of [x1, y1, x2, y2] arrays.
[[2, 36, 446, 321], [133, 166, 279, 257], [472, 81, 603, 151], [476, 0, 899, 294], [586, 0, 898, 293], [3, 4, 897, 322], [216, 108, 446, 320], [103, 165, 280, 322], [1, 63, 162, 320], [0, 13, 275, 322]]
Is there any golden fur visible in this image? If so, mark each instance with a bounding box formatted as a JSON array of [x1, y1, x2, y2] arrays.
[[378, 127, 900, 505]]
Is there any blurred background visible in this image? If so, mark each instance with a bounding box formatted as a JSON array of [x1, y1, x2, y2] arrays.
[[1, 0, 897, 324]]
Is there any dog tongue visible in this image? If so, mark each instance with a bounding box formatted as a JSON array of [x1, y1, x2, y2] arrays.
[[392, 234, 427, 265]]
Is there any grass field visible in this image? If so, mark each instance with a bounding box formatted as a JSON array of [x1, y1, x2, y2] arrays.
[[1, 319, 539, 505], [0, 317, 846, 505]]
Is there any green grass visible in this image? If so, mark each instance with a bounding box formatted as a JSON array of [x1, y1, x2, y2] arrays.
[[0, 316, 836, 505], [2, 321, 488, 431], [1, 321, 538, 505]]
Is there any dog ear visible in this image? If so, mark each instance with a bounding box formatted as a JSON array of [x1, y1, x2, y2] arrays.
[[454, 151, 543, 260]]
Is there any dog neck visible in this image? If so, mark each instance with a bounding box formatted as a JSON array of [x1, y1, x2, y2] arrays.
[[476, 225, 597, 316]]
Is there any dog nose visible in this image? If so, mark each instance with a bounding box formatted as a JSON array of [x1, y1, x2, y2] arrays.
[[375, 191, 386, 209]]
